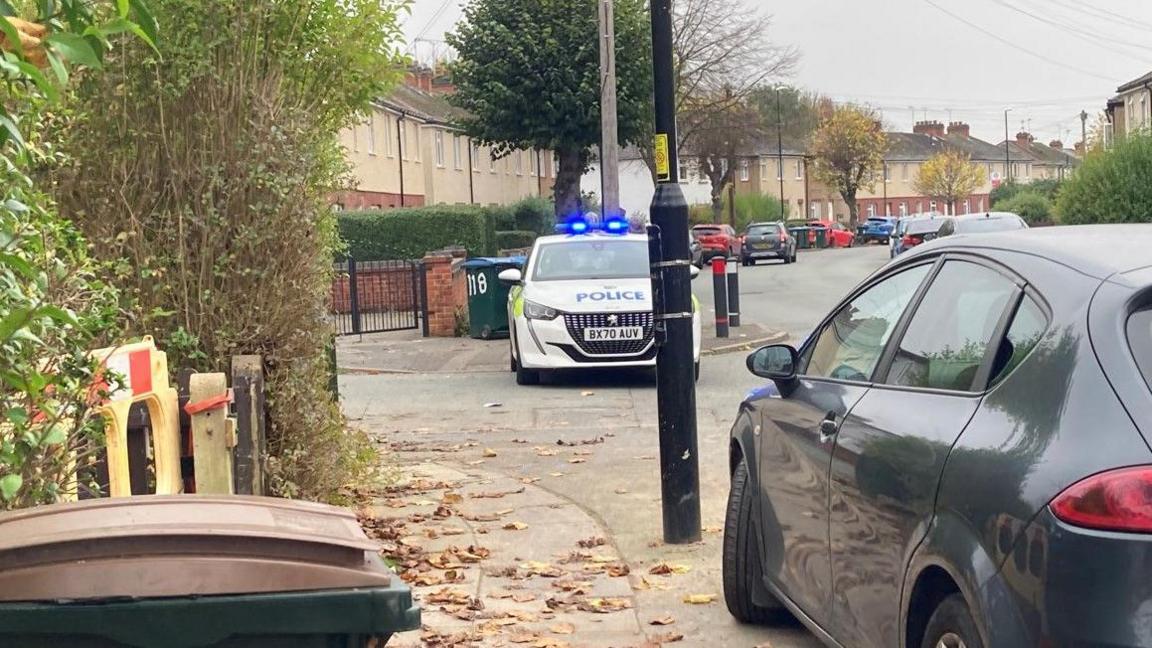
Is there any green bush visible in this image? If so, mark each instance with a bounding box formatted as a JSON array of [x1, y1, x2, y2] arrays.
[[993, 178, 1064, 209], [339, 207, 496, 260], [996, 191, 1053, 225], [1056, 135, 1152, 224], [512, 196, 555, 233], [496, 230, 538, 251], [488, 204, 517, 231], [720, 192, 791, 231]]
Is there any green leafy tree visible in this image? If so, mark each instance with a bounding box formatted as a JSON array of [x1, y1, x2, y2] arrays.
[[446, 0, 651, 219], [49, 0, 408, 502], [996, 192, 1052, 225], [748, 85, 829, 143], [810, 105, 888, 228], [0, 2, 154, 509], [1056, 133, 1152, 224]]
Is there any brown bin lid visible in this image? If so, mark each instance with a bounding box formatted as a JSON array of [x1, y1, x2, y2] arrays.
[[0, 495, 392, 602]]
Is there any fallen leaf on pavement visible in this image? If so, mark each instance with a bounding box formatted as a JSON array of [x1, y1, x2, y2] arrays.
[[441, 492, 463, 505], [605, 563, 631, 577], [573, 449, 593, 456], [703, 525, 723, 534], [512, 438, 530, 444], [650, 632, 685, 643], [649, 615, 676, 626], [470, 487, 525, 499], [614, 487, 629, 494], [466, 459, 486, 466], [550, 622, 576, 635], [508, 610, 539, 622], [580, 391, 595, 396], [536, 448, 559, 457], [488, 590, 515, 600], [521, 561, 564, 577], [552, 579, 593, 594], [509, 633, 540, 644], [549, 472, 566, 477], [682, 593, 717, 605], [512, 592, 538, 603], [520, 477, 541, 484], [483, 448, 498, 458], [568, 458, 586, 464], [588, 554, 617, 563], [577, 536, 606, 548], [462, 512, 502, 522], [578, 597, 633, 613], [496, 508, 514, 516], [649, 562, 691, 576], [503, 521, 529, 531]]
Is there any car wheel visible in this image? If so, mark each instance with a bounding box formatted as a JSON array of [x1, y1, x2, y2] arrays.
[[724, 459, 784, 624], [921, 594, 984, 648], [515, 364, 540, 386], [694, 361, 700, 382], [510, 347, 517, 372], [791, 249, 798, 263]]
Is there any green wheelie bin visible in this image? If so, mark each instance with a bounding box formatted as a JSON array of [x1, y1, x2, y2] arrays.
[[812, 227, 828, 249], [463, 256, 525, 340], [788, 226, 811, 249], [0, 496, 421, 648]]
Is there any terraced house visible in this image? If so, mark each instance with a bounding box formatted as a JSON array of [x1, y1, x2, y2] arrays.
[[335, 71, 554, 210]]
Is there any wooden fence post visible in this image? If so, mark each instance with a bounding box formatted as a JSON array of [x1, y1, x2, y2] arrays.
[[231, 355, 266, 495], [189, 373, 234, 494]]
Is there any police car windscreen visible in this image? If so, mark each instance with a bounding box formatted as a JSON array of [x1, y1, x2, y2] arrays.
[[532, 240, 649, 281]]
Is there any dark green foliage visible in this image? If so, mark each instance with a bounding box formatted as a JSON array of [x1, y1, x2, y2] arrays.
[[1057, 135, 1152, 224], [992, 178, 1063, 210], [495, 230, 538, 251], [996, 192, 1053, 225], [721, 192, 792, 230], [446, 0, 651, 217], [338, 207, 497, 260], [511, 196, 554, 234]]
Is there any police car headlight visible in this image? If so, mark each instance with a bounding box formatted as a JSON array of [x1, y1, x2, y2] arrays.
[[524, 300, 560, 321]]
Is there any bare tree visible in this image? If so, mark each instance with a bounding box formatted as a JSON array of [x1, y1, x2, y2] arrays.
[[638, 0, 798, 178], [693, 98, 761, 223]]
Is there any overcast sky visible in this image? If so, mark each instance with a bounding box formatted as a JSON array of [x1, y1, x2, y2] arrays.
[[402, 0, 1152, 145]]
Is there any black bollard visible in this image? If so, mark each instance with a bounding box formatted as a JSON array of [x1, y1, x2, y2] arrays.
[[711, 256, 729, 338], [726, 257, 740, 328]]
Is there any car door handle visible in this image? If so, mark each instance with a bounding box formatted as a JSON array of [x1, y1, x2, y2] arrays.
[[819, 417, 839, 441]]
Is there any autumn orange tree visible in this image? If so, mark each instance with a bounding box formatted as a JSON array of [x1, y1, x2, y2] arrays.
[[915, 150, 985, 215], [810, 105, 888, 227]]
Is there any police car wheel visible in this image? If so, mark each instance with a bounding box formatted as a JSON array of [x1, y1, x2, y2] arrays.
[[694, 361, 700, 381], [516, 364, 541, 386]]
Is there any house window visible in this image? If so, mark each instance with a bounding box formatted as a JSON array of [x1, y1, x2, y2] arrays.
[[963, 200, 971, 214], [776, 160, 782, 180], [902, 163, 909, 181], [883, 164, 890, 183], [739, 159, 750, 181], [489, 150, 496, 174], [899, 202, 907, 216], [759, 159, 768, 181], [434, 131, 445, 167], [1025, 163, 1031, 179], [412, 125, 420, 161], [397, 121, 405, 159], [531, 151, 539, 177], [867, 203, 876, 218], [351, 124, 359, 152], [929, 200, 937, 211], [795, 159, 803, 180], [917, 201, 924, 213], [811, 202, 821, 219], [367, 114, 376, 154], [453, 135, 462, 170], [515, 151, 523, 175], [978, 198, 985, 211], [383, 115, 394, 156], [470, 141, 479, 172], [553, 153, 560, 178]]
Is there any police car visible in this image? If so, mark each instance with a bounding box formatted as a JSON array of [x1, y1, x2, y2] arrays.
[[498, 216, 702, 385]]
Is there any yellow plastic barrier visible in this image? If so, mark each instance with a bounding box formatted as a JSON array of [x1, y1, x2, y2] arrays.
[[81, 337, 183, 498]]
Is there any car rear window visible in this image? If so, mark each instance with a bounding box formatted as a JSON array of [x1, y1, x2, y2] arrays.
[[1130, 310, 1152, 387], [906, 220, 943, 235], [747, 225, 780, 236], [956, 217, 1026, 234], [693, 226, 722, 236], [867, 218, 889, 225]]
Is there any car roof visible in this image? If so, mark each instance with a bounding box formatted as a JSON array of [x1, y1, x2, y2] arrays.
[[747, 222, 783, 227], [913, 224, 1152, 277], [535, 232, 648, 245]]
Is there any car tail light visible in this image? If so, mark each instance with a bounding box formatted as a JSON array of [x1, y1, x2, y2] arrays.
[[779, 232, 788, 242], [902, 235, 921, 247], [1050, 466, 1152, 533]]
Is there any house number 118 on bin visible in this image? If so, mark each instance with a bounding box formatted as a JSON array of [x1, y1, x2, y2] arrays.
[[468, 273, 488, 297]]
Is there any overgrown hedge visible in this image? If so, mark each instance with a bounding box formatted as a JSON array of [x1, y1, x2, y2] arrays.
[[1056, 134, 1152, 225], [496, 230, 538, 251], [338, 206, 497, 260]]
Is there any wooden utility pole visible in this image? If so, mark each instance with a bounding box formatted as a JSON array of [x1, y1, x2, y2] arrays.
[[1081, 110, 1089, 153], [599, 0, 620, 218]]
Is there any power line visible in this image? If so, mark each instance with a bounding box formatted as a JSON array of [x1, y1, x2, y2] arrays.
[[922, 0, 1116, 82], [996, 0, 1152, 60], [1044, 0, 1152, 32], [408, 0, 456, 50]]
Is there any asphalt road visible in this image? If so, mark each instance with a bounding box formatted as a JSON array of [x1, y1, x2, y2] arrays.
[[695, 244, 892, 342], [340, 244, 890, 647]]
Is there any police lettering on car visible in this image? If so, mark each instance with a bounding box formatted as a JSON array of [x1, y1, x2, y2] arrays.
[[497, 215, 702, 386]]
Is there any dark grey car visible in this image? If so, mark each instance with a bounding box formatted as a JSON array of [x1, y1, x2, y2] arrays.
[[724, 225, 1152, 648], [742, 222, 797, 266]]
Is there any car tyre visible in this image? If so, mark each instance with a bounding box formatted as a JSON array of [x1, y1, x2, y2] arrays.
[[791, 249, 798, 263], [510, 348, 517, 372], [515, 364, 540, 386], [921, 593, 984, 648], [724, 459, 784, 624], [694, 361, 700, 382]]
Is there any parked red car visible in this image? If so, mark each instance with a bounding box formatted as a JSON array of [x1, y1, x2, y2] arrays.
[[691, 224, 740, 259], [807, 220, 855, 247]]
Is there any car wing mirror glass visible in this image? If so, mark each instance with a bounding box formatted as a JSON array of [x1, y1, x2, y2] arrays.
[[747, 344, 799, 382], [689, 265, 700, 280], [497, 268, 523, 284]]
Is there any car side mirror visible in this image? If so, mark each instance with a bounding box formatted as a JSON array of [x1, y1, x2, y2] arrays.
[[497, 268, 523, 285], [747, 344, 799, 382], [689, 265, 700, 280]]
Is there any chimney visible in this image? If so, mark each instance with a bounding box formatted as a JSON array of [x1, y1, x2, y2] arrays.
[[913, 120, 946, 137], [1049, 139, 1063, 149], [1015, 131, 1034, 146], [404, 67, 435, 92], [946, 121, 970, 137]]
